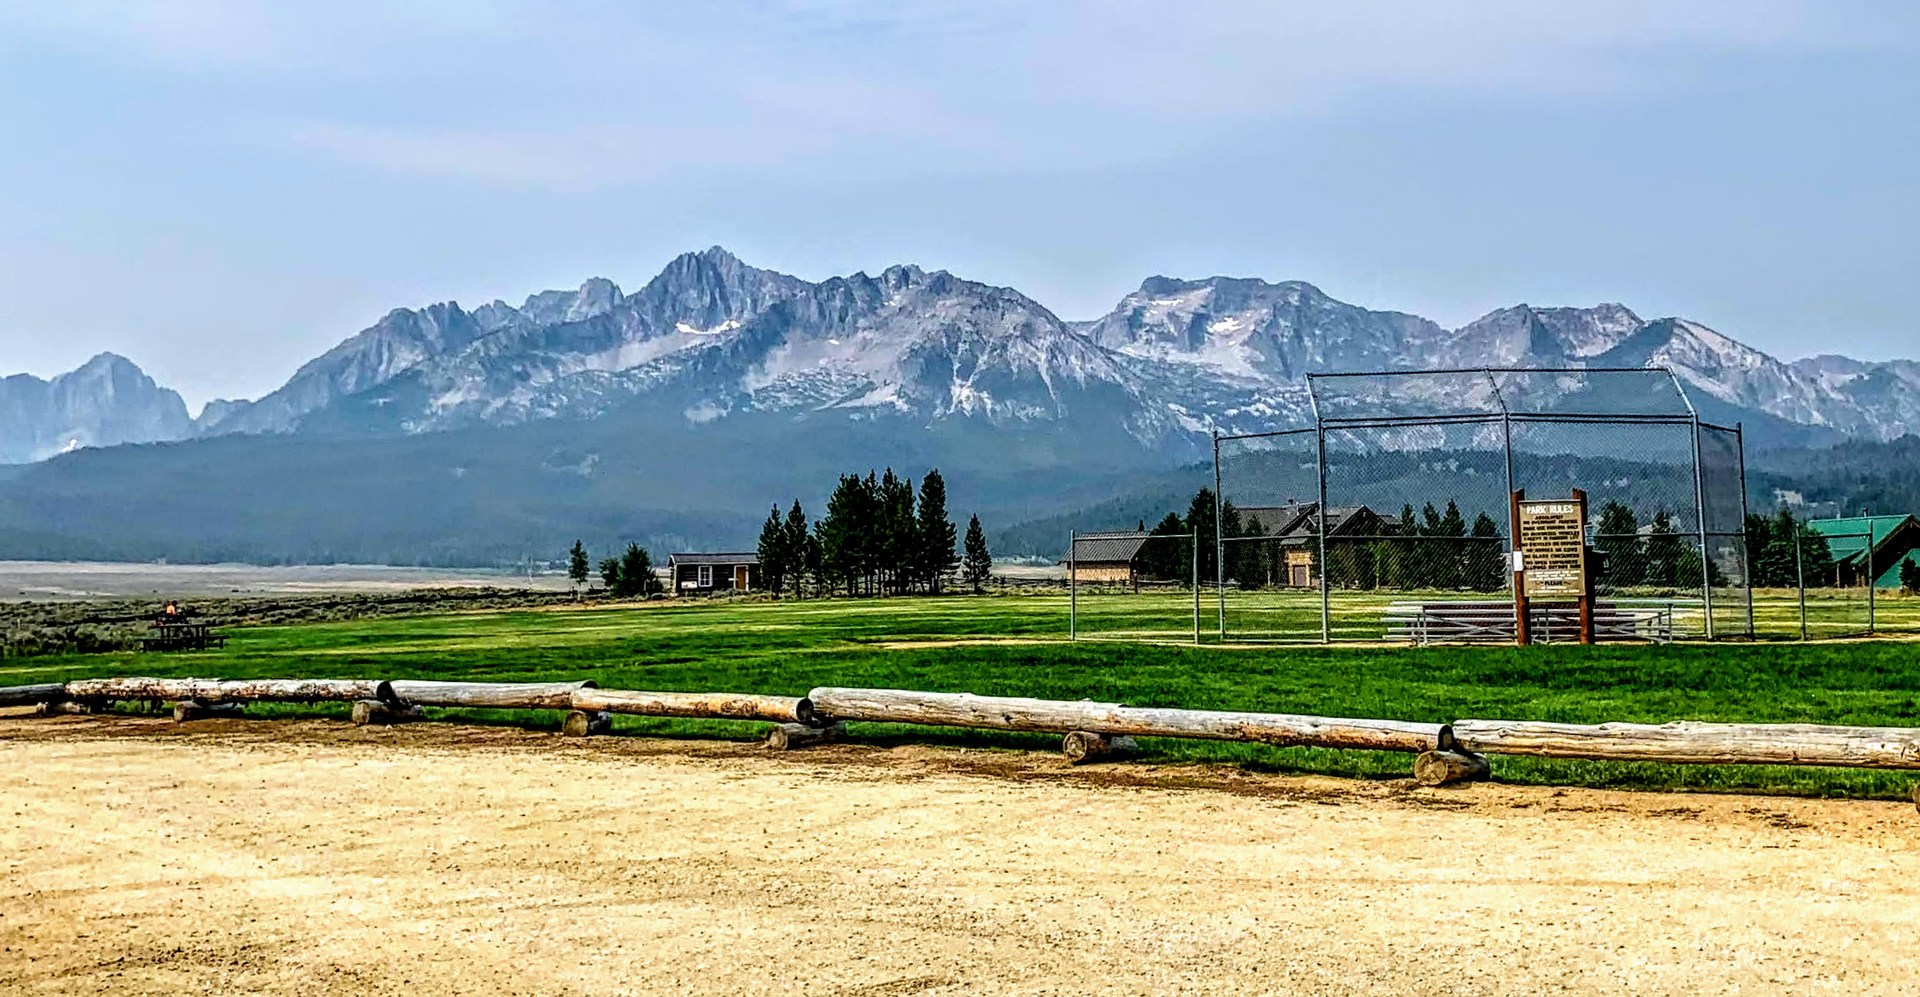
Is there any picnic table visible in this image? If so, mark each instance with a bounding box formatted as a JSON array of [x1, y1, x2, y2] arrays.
[[139, 609, 226, 652]]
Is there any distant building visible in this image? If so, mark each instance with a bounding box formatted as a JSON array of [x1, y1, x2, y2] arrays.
[[666, 552, 761, 594], [1237, 503, 1389, 587], [1806, 515, 1920, 589], [1061, 532, 1153, 587]]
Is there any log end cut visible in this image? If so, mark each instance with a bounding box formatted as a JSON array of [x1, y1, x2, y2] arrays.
[[351, 699, 426, 726], [562, 710, 614, 738], [1413, 749, 1491, 787], [1062, 730, 1139, 765], [766, 722, 846, 751]]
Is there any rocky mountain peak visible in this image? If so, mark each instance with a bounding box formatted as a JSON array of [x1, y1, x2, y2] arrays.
[[7, 248, 1918, 469], [0, 353, 192, 463]]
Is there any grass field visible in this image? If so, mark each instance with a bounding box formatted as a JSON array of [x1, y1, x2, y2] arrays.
[[5, 589, 1920, 800]]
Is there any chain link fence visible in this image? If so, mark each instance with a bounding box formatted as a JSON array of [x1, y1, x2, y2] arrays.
[[1066, 531, 1200, 643], [1213, 368, 1753, 643]]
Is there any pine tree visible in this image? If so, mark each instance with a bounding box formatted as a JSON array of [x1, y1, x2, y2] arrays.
[[1230, 510, 1266, 590], [1595, 501, 1643, 587], [1185, 488, 1220, 585], [1644, 510, 1684, 588], [803, 531, 824, 593], [1142, 512, 1188, 582], [962, 514, 992, 593], [818, 474, 864, 597], [598, 556, 621, 592], [1901, 557, 1920, 595], [1466, 513, 1505, 592], [878, 468, 917, 595], [858, 471, 882, 595], [616, 543, 660, 598], [757, 505, 788, 597], [567, 540, 590, 595], [782, 501, 810, 598], [917, 469, 958, 594], [1799, 519, 1836, 588]]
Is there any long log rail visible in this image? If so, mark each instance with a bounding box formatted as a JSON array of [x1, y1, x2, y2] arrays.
[[7, 680, 1920, 799], [806, 688, 1443, 754], [1447, 718, 1920, 771]]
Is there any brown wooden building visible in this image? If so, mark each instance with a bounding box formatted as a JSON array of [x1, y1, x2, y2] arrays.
[[667, 552, 760, 594], [1235, 503, 1389, 587], [1061, 532, 1154, 586]]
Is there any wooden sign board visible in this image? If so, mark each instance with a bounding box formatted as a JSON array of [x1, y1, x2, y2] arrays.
[[1517, 496, 1588, 599]]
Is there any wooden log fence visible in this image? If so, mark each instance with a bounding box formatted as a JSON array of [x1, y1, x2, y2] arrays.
[[63, 678, 394, 705], [0, 684, 66, 708], [6, 679, 1920, 801], [386, 680, 590, 710], [569, 689, 813, 725], [1447, 718, 1920, 771], [805, 688, 1444, 754]]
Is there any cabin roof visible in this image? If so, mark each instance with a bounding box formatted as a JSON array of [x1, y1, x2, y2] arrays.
[[1063, 532, 1152, 565], [667, 552, 761, 566]]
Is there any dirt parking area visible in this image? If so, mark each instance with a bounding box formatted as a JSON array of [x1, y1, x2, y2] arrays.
[[3, 715, 1918, 996]]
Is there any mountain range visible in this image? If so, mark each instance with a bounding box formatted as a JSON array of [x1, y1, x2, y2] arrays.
[[0, 354, 193, 464], [1, 247, 1916, 564]]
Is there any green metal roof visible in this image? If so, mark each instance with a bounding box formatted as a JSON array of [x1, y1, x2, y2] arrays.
[[1806, 515, 1918, 561], [1806, 515, 1920, 587], [1874, 550, 1920, 590]]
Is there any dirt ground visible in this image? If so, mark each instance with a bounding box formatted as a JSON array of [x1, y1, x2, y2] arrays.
[[3, 715, 1918, 996]]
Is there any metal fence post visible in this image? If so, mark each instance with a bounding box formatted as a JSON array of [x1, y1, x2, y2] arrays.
[[1795, 525, 1808, 641], [1068, 529, 1076, 641], [1316, 423, 1331, 644], [1213, 431, 1226, 640], [1869, 556, 1877, 635], [1192, 529, 1201, 645], [1690, 418, 1714, 639], [1736, 423, 1754, 637], [1487, 368, 1517, 595]]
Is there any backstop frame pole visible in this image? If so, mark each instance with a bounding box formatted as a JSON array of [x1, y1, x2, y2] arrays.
[[1213, 430, 1226, 640], [1795, 523, 1808, 642], [1737, 422, 1754, 638], [1308, 377, 1331, 644], [1192, 529, 1201, 645]]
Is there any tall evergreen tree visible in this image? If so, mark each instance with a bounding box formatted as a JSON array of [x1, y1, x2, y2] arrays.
[[1141, 512, 1189, 582], [878, 468, 917, 594], [1185, 488, 1220, 585], [962, 514, 992, 593], [1232, 514, 1268, 589], [1466, 513, 1506, 592], [782, 501, 810, 598], [1595, 501, 1643, 587], [613, 543, 660, 598], [818, 474, 865, 596], [1798, 518, 1837, 588], [916, 469, 958, 593], [757, 505, 789, 596], [567, 540, 590, 595], [1644, 510, 1684, 587], [858, 471, 882, 595], [803, 531, 824, 593]]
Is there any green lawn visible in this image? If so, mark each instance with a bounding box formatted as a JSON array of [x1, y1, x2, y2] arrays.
[[6, 591, 1920, 800]]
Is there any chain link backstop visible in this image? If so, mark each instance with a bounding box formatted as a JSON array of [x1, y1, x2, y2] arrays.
[[1214, 368, 1753, 643]]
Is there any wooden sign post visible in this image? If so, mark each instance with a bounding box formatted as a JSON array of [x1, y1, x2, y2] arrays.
[[1512, 489, 1593, 645]]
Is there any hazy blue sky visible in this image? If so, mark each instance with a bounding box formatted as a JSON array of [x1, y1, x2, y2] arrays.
[[2, 1, 1916, 410]]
